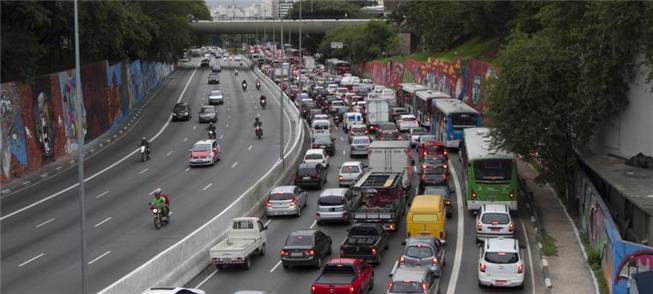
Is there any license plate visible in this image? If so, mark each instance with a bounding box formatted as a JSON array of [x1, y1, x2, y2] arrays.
[[494, 280, 506, 286], [303, 176, 311, 180], [491, 228, 501, 231], [320, 145, 325, 148], [291, 252, 302, 257]]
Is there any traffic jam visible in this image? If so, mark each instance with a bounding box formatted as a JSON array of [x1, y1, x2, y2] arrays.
[[201, 43, 527, 294]]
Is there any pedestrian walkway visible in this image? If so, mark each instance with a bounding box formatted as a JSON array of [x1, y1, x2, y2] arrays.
[[517, 159, 597, 294]]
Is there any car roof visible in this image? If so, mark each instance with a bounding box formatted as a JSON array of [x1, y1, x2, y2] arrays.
[[299, 162, 320, 168], [270, 185, 296, 194], [320, 188, 349, 197], [351, 136, 370, 141], [392, 266, 429, 281], [143, 287, 205, 294], [306, 149, 325, 154], [342, 161, 362, 167], [194, 139, 215, 145], [481, 203, 509, 214], [405, 236, 437, 247], [201, 105, 215, 109], [485, 237, 519, 252], [290, 229, 317, 237]]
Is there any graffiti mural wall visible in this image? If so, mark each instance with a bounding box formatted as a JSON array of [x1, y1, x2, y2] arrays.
[[0, 59, 174, 183], [361, 57, 497, 113], [577, 171, 653, 294]]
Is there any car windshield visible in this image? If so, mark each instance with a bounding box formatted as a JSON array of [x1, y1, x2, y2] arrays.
[[424, 187, 448, 196], [485, 252, 519, 264], [451, 112, 479, 127], [269, 193, 294, 201], [341, 165, 360, 173], [286, 235, 314, 246], [305, 154, 323, 160], [405, 245, 434, 258], [210, 91, 221, 95], [192, 144, 211, 151], [174, 104, 187, 111], [379, 123, 396, 130], [318, 195, 344, 206], [297, 167, 317, 176], [351, 127, 366, 133], [412, 128, 427, 135], [425, 145, 445, 153], [402, 116, 416, 121], [352, 138, 369, 145], [474, 159, 513, 181], [481, 213, 510, 224], [201, 107, 215, 113], [314, 136, 331, 144], [425, 157, 447, 165], [420, 135, 437, 143], [389, 281, 422, 293]]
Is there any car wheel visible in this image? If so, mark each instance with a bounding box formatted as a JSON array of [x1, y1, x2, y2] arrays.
[[282, 263, 289, 269], [259, 243, 266, 256], [244, 257, 251, 270], [517, 282, 524, 289], [216, 264, 223, 270]]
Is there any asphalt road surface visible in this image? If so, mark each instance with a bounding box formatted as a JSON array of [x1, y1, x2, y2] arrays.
[[0, 57, 292, 294]]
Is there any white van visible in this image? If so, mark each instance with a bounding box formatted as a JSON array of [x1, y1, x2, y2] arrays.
[[343, 112, 364, 131], [312, 119, 331, 134]]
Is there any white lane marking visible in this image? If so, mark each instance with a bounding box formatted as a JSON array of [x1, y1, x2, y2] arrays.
[[185, 167, 191, 172], [248, 145, 253, 150], [413, 166, 418, 172], [202, 183, 213, 191], [149, 187, 162, 195], [520, 218, 536, 294], [390, 260, 399, 276], [139, 168, 149, 175], [95, 191, 110, 199], [219, 134, 224, 139], [342, 150, 346, 156], [340, 137, 344, 141], [231, 161, 238, 168], [195, 269, 218, 288], [183, 137, 188, 142], [89, 251, 111, 265], [226, 124, 230, 128], [18, 253, 45, 267], [193, 125, 197, 130], [228, 114, 231, 119], [415, 186, 419, 195], [309, 220, 317, 229], [35, 218, 55, 229], [446, 160, 464, 294], [94, 217, 112, 228], [264, 219, 272, 227], [166, 150, 173, 156], [269, 260, 282, 272]]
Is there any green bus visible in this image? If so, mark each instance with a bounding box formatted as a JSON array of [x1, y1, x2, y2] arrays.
[[460, 127, 519, 212]]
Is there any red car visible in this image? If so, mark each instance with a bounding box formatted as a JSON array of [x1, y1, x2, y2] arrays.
[[419, 141, 447, 161], [310, 258, 374, 294]]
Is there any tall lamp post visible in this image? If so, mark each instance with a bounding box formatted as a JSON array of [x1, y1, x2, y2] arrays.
[[279, 17, 285, 165], [298, 0, 302, 92]]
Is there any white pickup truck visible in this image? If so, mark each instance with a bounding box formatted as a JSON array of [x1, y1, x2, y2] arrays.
[[209, 217, 267, 270]]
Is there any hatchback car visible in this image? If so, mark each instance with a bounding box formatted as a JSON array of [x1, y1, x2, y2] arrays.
[[419, 171, 448, 194], [171, 102, 191, 121], [208, 90, 224, 105], [378, 122, 399, 133], [387, 266, 440, 294], [266, 185, 308, 217], [143, 287, 206, 294], [390, 107, 410, 123], [350, 136, 371, 157], [421, 155, 448, 175], [478, 237, 525, 288], [311, 134, 336, 156], [198, 105, 217, 123], [417, 135, 438, 149], [409, 127, 428, 147], [376, 130, 402, 141], [281, 230, 332, 269], [316, 188, 355, 224], [476, 204, 514, 243], [348, 124, 368, 143], [419, 141, 448, 161], [294, 162, 327, 189], [338, 161, 366, 187], [303, 149, 329, 168], [423, 186, 453, 218], [397, 114, 419, 132], [208, 73, 219, 84], [212, 65, 221, 73], [399, 237, 446, 277], [188, 140, 221, 167]]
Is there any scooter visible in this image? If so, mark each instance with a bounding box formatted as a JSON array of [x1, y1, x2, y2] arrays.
[[140, 146, 150, 162], [208, 129, 216, 139], [256, 81, 261, 90], [242, 82, 247, 91], [151, 206, 169, 230], [260, 98, 267, 109], [255, 126, 263, 139]]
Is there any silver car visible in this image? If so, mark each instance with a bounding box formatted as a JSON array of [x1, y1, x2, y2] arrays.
[[198, 105, 217, 123], [350, 136, 370, 157], [265, 186, 308, 217], [316, 188, 355, 224], [208, 90, 224, 105], [399, 237, 446, 277], [388, 266, 440, 294], [478, 237, 525, 288], [409, 127, 428, 147], [338, 161, 366, 187]]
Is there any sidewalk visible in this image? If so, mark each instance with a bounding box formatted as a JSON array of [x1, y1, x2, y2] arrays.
[[517, 159, 597, 294]]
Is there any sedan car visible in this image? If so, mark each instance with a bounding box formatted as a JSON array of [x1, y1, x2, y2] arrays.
[[311, 134, 336, 156], [348, 124, 368, 143], [303, 148, 329, 167], [281, 230, 332, 269], [171, 102, 191, 121], [188, 139, 221, 167], [143, 287, 206, 294], [350, 136, 371, 157], [338, 161, 366, 187], [207, 90, 224, 105], [198, 105, 218, 123], [294, 162, 327, 189], [375, 130, 402, 141], [399, 237, 446, 277], [397, 114, 419, 132], [208, 73, 219, 84], [478, 237, 525, 288], [421, 155, 448, 175], [419, 171, 448, 194], [266, 185, 308, 217], [389, 107, 410, 123], [212, 65, 221, 73], [419, 141, 448, 161]]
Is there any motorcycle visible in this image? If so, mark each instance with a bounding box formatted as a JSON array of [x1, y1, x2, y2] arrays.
[[139, 145, 150, 162], [255, 126, 263, 139], [151, 206, 169, 230], [256, 81, 261, 90], [235, 70, 238, 76], [260, 98, 267, 109], [242, 82, 247, 91], [333, 114, 341, 128], [208, 129, 216, 139]]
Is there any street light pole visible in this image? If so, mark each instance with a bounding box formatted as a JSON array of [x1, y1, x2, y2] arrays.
[[299, 0, 302, 92], [280, 17, 285, 166], [73, 0, 88, 293]]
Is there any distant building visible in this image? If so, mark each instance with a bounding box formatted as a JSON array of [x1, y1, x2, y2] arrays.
[[272, 0, 296, 19]]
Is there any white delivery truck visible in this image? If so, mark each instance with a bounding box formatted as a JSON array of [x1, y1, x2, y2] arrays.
[[366, 98, 389, 132], [367, 140, 414, 191], [210, 217, 267, 270]]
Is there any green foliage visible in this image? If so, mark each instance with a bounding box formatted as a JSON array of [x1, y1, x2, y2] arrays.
[[541, 232, 558, 256], [318, 20, 397, 63], [1, 0, 209, 82], [486, 2, 653, 200], [287, 0, 363, 19]]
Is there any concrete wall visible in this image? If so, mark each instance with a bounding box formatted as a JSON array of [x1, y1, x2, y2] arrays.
[[591, 67, 653, 158]]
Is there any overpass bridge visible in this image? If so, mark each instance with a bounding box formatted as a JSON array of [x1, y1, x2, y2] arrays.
[[189, 19, 373, 34]]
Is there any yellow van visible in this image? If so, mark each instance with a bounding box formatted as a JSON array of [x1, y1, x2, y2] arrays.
[[406, 195, 446, 241]]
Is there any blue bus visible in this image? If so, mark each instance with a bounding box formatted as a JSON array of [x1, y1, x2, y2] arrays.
[[431, 98, 481, 148]]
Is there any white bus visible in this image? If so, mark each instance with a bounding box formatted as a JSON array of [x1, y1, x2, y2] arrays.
[[397, 83, 428, 114], [414, 90, 450, 127], [432, 98, 481, 148]]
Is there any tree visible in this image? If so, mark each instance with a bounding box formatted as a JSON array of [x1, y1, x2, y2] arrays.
[[287, 0, 362, 19], [317, 20, 398, 63]]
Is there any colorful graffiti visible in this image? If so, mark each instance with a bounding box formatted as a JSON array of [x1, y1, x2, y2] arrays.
[[360, 57, 497, 113], [0, 59, 174, 183], [577, 171, 653, 294]]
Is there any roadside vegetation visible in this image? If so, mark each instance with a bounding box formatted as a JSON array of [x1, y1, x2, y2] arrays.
[[317, 20, 398, 63], [541, 232, 558, 257], [581, 236, 609, 294]]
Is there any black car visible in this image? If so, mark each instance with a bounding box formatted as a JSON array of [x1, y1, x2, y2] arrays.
[[198, 105, 218, 123], [212, 65, 221, 73], [421, 155, 448, 174], [419, 171, 448, 194], [294, 162, 327, 189], [376, 130, 402, 141], [311, 134, 336, 156], [208, 73, 220, 84], [281, 230, 332, 269], [171, 102, 191, 121]]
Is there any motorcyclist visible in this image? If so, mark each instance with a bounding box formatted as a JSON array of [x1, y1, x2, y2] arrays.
[[235, 69, 238, 76], [207, 122, 216, 137], [139, 137, 151, 155], [242, 80, 247, 91], [149, 188, 170, 218], [256, 78, 261, 89], [253, 117, 262, 128]]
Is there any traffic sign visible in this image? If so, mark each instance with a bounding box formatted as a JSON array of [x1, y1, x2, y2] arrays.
[[331, 42, 344, 49]]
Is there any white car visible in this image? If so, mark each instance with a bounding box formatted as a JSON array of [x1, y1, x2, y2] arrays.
[[478, 237, 525, 289], [476, 204, 514, 243], [326, 83, 338, 94], [235, 55, 242, 62], [208, 90, 224, 105], [338, 161, 366, 187], [303, 148, 329, 168], [397, 114, 419, 132], [143, 287, 206, 294]]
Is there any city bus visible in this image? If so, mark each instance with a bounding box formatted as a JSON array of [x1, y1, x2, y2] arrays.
[[396, 83, 427, 114], [413, 90, 450, 127], [432, 98, 481, 148], [326, 58, 351, 75], [460, 128, 519, 212]]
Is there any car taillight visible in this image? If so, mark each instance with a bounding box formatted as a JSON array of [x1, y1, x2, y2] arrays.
[[338, 175, 344, 181], [476, 222, 482, 232], [399, 256, 405, 264], [306, 249, 315, 256], [266, 200, 272, 208], [518, 264, 524, 273], [422, 164, 427, 170], [445, 200, 451, 206], [471, 191, 477, 200], [349, 286, 355, 294], [421, 174, 425, 181], [311, 285, 316, 294], [509, 191, 515, 200], [443, 164, 448, 169], [422, 282, 428, 292], [432, 257, 439, 265], [340, 248, 344, 256], [371, 248, 377, 256], [439, 231, 444, 239], [509, 222, 514, 232], [291, 196, 297, 205], [444, 150, 448, 156], [280, 250, 288, 256], [480, 262, 486, 272], [387, 281, 393, 290]]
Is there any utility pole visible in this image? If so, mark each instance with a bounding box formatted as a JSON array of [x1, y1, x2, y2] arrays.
[[279, 17, 285, 166], [299, 0, 302, 92]]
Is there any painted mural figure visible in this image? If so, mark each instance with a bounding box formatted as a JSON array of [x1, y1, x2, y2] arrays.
[[34, 92, 55, 161]]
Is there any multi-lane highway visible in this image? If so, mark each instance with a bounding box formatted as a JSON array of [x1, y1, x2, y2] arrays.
[[0, 57, 292, 294], [188, 123, 544, 294]]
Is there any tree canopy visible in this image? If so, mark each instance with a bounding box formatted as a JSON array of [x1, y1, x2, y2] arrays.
[[287, 0, 377, 19], [1, 0, 209, 82], [317, 20, 398, 63]]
